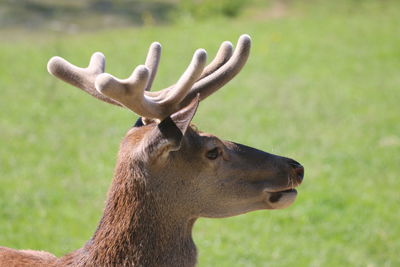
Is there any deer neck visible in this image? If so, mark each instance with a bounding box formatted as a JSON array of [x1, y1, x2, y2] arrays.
[[61, 159, 197, 267]]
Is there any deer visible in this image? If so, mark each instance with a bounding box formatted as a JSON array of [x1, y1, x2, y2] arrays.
[[0, 34, 304, 267]]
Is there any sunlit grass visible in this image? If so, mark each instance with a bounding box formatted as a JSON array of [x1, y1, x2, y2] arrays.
[[0, 2, 399, 266]]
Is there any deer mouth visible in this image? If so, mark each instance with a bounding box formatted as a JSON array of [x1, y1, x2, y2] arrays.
[[263, 188, 298, 209]]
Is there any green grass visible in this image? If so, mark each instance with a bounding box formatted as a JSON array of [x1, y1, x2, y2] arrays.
[[1, 1, 399, 266]]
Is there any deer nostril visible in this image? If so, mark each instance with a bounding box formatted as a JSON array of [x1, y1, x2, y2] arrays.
[[287, 159, 304, 182], [294, 166, 304, 182]]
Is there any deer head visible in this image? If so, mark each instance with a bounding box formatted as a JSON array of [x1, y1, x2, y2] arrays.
[[47, 34, 304, 266]]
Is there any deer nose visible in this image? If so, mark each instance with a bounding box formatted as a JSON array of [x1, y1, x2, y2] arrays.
[[294, 165, 304, 182], [288, 159, 304, 183]]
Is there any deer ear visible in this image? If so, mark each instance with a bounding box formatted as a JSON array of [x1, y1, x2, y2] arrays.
[[157, 95, 200, 151]]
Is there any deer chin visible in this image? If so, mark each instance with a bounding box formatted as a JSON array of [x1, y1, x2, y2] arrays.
[[263, 189, 298, 209]]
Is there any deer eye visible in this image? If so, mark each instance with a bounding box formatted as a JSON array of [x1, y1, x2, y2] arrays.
[[206, 148, 220, 160]]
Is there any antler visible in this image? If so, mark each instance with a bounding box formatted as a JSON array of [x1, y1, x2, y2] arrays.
[[47, 34, 251, 120]]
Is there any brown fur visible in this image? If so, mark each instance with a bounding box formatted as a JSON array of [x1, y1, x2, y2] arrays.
[[1, 111, 303, 266], [0, 247, 57, 266]]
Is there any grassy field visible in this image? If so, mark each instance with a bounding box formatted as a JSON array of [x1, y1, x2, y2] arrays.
[[1, 1, 399, 266]]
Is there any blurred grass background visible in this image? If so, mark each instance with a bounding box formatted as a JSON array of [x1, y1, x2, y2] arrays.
[[0, 0, 399, 266]]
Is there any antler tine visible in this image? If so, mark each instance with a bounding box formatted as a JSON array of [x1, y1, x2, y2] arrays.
[[197, 41, 233, 80], [181, 34, 251, 107], [96, 49, 207, 120], [159, 49, 207, 107], [95, 65, 159, 118], [47, 53, 122, 106], [144, 42, 162, 91], [144, 41, 233, 99]]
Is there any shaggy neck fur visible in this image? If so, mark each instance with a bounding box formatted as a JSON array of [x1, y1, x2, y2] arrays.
[[58, 150, 197, 267]]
